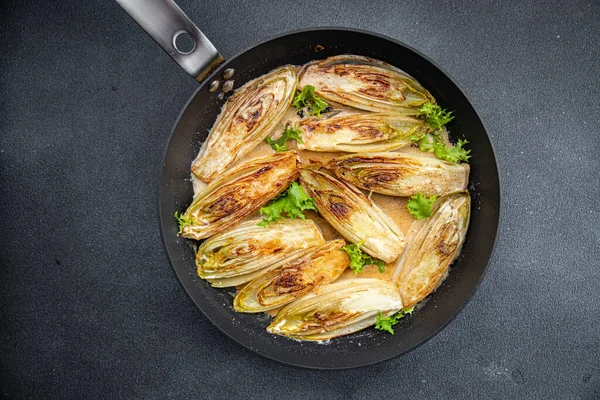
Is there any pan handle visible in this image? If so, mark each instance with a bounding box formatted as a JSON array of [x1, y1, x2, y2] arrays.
[[116, 0, 224, 82]]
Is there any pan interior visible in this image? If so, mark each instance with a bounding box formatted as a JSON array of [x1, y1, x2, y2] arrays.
[[159, 29, 500, 369]]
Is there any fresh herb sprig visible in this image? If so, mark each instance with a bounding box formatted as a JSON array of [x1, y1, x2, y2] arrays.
[[258, 182, 317, 227], [406, 193, 438, 220], [375, 306, 415, 334], [341, 243, 386, 274], [173, 211, 194, 235], [415, 135, 471, 164], [293, 85, 329, 117], [417, 102, 455, 130], [266, 123, 303, 152]]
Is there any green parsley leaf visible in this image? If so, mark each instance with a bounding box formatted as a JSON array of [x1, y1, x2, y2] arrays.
[[417, 102, 455, 129], [265, 123, 303, 152], [258, 182, 317, 226], [407, 193, 438, 220], [341, 243, 386, 274], [374, 311, 395, 334], [374, 306, 415, 335], [293, 85, 329, 117], [440, 138, 471, 163], [311, 96, 328, 117], [173, 211, 194, 235], [416, 135, 471, 164]]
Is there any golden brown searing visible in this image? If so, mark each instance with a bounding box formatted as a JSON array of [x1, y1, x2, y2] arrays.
[[299, 55, 435, 114], [181, 151, 298, 240], [233, 239, 349, 312], [299, 167, 405, 263], [196, 218, 325, 288], [327, 152, 470, 197], [297, 113, 432, 153], [267, 278, 403, 341], [191, 66, 297, 182], [391, 191, 471, 307]]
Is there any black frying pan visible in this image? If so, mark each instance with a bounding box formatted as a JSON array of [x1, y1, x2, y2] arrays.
[[118, 0, 500, 369]]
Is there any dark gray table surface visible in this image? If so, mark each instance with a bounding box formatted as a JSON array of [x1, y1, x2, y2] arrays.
[[1, 0, 598, 398]]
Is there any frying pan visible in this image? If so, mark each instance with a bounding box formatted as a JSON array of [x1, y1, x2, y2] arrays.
[[117, 0, 500, 369]]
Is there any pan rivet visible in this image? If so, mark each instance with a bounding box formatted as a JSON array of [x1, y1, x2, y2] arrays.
[[173, 31, 196, 54], [223, 68, 235, 80], [222, 80, 234, 93], [208, 80, 220, 93]]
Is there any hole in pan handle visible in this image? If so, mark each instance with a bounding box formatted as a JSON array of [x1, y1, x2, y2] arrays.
[[116, 0, 224, 82]]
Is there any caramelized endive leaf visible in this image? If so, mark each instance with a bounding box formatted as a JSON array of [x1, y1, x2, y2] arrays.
[[391, 191, 471, 307], [196, 218, 325, 287], [234, 239, 349, 313], [299, 168, 404, 263], [181, 151, 298, 240], [208, 247, 314, 289], [296, 113, 431, 153], [191, 66, 297, 182], [299, 55, 435, 113], [327, 152, 470, 196], [267, 278, 403, 340]]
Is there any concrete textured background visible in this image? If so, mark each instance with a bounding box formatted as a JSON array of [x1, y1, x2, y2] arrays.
[[1, 0, 598, 398]]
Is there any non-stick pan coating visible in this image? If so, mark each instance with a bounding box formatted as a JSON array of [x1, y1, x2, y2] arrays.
[[159, 28, 500, 369]]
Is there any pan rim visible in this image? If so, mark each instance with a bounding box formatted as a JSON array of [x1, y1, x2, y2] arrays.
[[157, 26, 503, 369]]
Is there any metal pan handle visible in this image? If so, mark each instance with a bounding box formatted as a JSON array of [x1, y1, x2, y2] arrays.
[[116, 0, 224, 82]]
